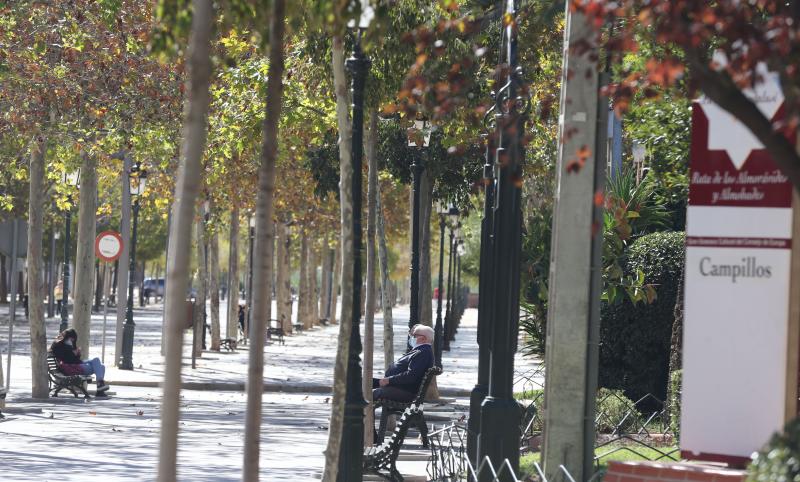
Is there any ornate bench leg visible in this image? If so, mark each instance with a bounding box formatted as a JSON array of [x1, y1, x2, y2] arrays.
[[377, 408, 391, 444], [411, 412, 429, 448]]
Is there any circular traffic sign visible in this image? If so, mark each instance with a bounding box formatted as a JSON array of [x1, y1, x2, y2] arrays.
[[95, 231, 123, 263]]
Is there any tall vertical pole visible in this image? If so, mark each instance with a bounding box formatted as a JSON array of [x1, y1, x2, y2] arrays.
[[59, 200, 72, 333], [246, 221, 254, 341], [443, 227, 455, 351], [541, 3, 603, 480], [120, 197, 139, 370], [478, 0, 525, 477], [48, 222, 56, 318], [434, 216, 446, 367], [409, 156, 424, 344], [5, 219, 18, 391], [468, 135, 496, 465], [338, 34, 370, 482]]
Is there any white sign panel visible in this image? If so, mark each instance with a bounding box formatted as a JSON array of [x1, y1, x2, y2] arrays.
[[681, 79, 793, 464]]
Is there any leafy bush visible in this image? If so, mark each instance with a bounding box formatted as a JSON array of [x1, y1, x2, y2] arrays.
[[747, 418, 800, 481], [515, 387, 640, 435], [599, 231, 685, 404], [668, 369, 682, 438], [596, 388, 641, 434]]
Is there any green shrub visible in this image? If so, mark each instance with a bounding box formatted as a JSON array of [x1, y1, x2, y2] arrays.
[[515, 388, 640, 435], [596, 388, 641, 434], [668, 369, 682, 438], [599, 231, 685, 405], [747, 418, 800, 481]]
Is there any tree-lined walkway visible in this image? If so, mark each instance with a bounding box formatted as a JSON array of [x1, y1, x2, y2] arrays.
[[0, 302, 539, 480]]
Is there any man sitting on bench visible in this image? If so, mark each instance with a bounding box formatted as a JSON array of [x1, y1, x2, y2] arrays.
[[373, 324, 434, 403], [50, 328, 110, 397]]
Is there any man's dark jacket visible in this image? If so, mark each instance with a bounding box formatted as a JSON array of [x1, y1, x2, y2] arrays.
[[385, 343, 434, 394]]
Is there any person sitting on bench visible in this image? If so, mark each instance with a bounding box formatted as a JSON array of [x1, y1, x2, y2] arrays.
[[50, 328, 110, 396], [373, 324, 434, 403]]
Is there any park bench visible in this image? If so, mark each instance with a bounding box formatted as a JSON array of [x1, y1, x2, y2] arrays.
[[374, 366, 442, 448], [46, 353, 92, 398], [364, 401, 433, 482], [220, 338, 238, 351], [267, 319, 285, 345]]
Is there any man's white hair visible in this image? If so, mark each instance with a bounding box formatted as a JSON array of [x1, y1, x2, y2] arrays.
[[412, 324, 434, 341]]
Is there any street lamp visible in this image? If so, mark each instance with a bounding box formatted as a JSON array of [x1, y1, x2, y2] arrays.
[[467, 130, 497, 464], [339, 2, 372, 480], [49, 227, 59, 319], [478, 0, 525, 474], [59, 169, 80, 333], [434, 202, 457, 368], [246, 214, 255, 342], [202, 198, 210, 350], [120, 162, 147, 370], [443, 220, 458, 351], [407, 118, 430, 349]]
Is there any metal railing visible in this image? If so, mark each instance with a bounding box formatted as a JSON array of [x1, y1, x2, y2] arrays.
[[427, 365, 680, 481]]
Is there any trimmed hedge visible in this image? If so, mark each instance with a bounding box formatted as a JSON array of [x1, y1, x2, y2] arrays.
[[599, 231, 685, 405]]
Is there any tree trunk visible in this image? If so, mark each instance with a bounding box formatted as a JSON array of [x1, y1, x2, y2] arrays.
[[72, 151, 97, 355], [276, 221, 292, 333], [376, 181, 394, 370], [139, 260, 146, 307], [320, 233, 331, 322], [419, 169, 433, 327], [227, 208, 240, 339], [94, 260, 102, 310], [115, 153, 131, 365], [310, 239, 320, 325], [157, 1, 214, 479], [299, 230, 310, 329], [330, 239, 341, 325], [363, 108, 379, 445], [322, 34, 354, 482], [418, 169, 439, 399], [243, 1, 285, 478], [0, 255, 7, 303], [209, 221, 221, 350], [195, 216, 207, 358], [28, 135, 48, 398]]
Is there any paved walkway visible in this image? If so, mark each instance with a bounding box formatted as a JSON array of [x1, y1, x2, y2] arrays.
[[0, 298, 541, 481]]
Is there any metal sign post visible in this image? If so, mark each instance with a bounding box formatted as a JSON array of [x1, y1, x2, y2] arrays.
[[95, 231, 123, 365]]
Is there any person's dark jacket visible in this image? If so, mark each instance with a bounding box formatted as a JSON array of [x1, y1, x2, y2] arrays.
[[51, 343, 82, 364], [385, 343, 434, 394]]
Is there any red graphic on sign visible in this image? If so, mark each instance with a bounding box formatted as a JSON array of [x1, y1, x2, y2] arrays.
[[689, 104, 792, 208]]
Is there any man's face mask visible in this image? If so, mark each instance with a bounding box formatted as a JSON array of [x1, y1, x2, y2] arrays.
[[65, 339, 73, 347], [409, 334, 419, 348]]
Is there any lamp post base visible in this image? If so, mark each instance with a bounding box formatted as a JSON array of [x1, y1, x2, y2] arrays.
[[119, 322, 135, 370], [467, 383, 488, 466], [477, 396, 521, 482], [337, 401, 366, 481]]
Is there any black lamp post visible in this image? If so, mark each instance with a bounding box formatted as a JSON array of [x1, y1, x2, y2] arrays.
[[443, 221, 457, 351], [434, 203, 458, 367], [246, 214, 255, 342], [120, 162, 147, 370], [59, 169, 80, 333], [468, 132, 496, 464], [48, 224, 58, 319], [338, 7, 372, 479], [407, 119, 430, 349], [202, 198, 210, 350], [478, 0, 526, 476]]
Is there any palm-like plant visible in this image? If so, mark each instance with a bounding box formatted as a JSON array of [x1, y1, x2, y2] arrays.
[[603, 168, 669, 304]]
